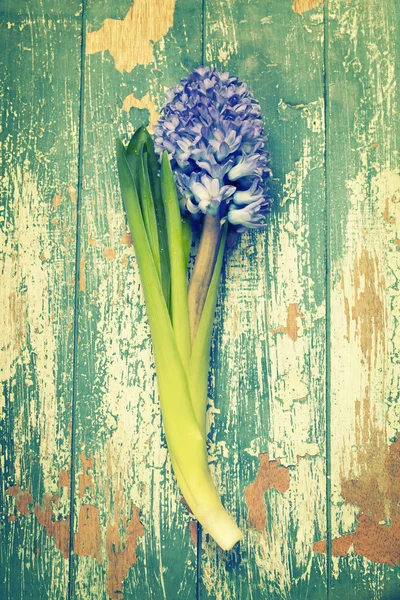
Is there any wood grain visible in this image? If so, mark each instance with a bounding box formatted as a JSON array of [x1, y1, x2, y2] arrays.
[[314, 1, 400, 597], [1, 0, 400, 598], [0, 2, 82, 598], [70, 1, 202, 598], [200, 1, 327, 598]]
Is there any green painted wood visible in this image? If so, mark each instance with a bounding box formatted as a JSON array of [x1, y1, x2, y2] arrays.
[[69, 1, 202, 598], [0, 2, 82, 599], [325, 1, 400, 598], [199, 1, 327, 598], [2, 1, 400, 598]]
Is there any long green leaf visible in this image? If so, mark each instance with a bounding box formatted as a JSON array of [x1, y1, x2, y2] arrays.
[[141, 128, 171, 308], [138, 148, 161, 279], [125, 126, 148, 188], [161, 151, 191, 371], [117, 139, 242, 550], [181, 216, 192, 273]]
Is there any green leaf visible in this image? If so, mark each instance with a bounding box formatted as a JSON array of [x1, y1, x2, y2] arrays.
[[139, 127, 171, 308], [182, 216, 192, 272], [125, 125, 148, 188], [161, 151, 191, 371], [138, 148, 161, 279], [117, 139, 242, 549]]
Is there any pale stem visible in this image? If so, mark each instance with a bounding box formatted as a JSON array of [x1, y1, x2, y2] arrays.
[[188, 213, 221, 345]]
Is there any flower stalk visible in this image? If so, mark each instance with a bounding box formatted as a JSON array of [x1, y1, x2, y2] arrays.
[[117, 136, 242, 550], [117, 66, 271, 551], [188, 212, 222, 345]]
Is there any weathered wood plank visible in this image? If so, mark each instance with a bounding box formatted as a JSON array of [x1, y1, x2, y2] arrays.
[[313, 1, 400, 597], [0, 2, 82, 598], [70, 1, 202, 598], [201, 1, 327, 598]]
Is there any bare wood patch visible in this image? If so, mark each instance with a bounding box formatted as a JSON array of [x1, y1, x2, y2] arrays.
[[74, 504, 102, 563], [245, 453, 290, 531], [6, 484, 33, 517], [314, 437, 400, 565], [189, 520, 198, 546], [269, 303, 303, 342], [292, 0, 323, 14], [86, 0, 177, 73], [35, 494, 70, 559], [122, 92, 160, 133], [106, 506, 145, 600], [79, 452, 95, 498], [103, 247, 117, 261]]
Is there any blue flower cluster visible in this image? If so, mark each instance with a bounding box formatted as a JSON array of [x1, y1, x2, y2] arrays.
[[154, 67, 271, 231]]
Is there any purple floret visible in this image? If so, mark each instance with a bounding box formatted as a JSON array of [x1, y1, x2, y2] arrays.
[[154, 67, 271, 231]]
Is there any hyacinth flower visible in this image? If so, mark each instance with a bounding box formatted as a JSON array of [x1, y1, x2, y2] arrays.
[[116, 67, 270, 550]]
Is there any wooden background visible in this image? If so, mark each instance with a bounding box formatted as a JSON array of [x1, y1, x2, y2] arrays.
[[1, 0, 399, 598]]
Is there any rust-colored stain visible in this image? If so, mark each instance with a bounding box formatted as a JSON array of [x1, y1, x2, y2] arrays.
[[68, 183, 77, 204], [122, 92, 160, 133], [189, 520, 198, 546], [58, 469, 70, 489], [106, 506, 145, 600], [269, 303, 303, 342], [6, 484, 33, 516], [86, 0, 176, 73], [79, 452, 95, 498], [79, 252, 86, 292], [103, 247, 117, 261], [314, 422, 400, 565], [292, 0, 323, 14], [384, 195, 396, 224], [343, 249, 385, 367], [245, 453, 290, 531], [74, 504, 102, 563], [88, 236, 97, 246], [52, 193, 62, 209], [35, 494, 70, 559], [120, 231, 133, 247]]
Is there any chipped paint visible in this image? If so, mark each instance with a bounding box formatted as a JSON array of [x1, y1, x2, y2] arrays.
[[35, 494, 70, 559], [122, 92, 160, 133], [245, 453, 290, 531], [86, 0, 177, 73], [103, 247, 117, 261], [79, 452, 94, 498], [120, 231, 132, 247], [79, 251, 86, 292], [0, 167, 70, 490], [188, 520, 198, 546], [68, 183, 77, 204], [52, 193, 62, 209], [205, 0, 238, 67], [58, 470, 70, 489], [106, 506, 145, 600], [269, 303, 304, 342], [6, 484, 33, 516], [314, 438, 400, 565]]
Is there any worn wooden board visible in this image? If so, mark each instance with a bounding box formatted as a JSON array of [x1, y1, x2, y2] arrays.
[[0, 1, 82, 599], [69, 1, 202, 599], [312, 1, 400, 598], [1, 0, 400, 599], [200, 1, 327, 598]]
